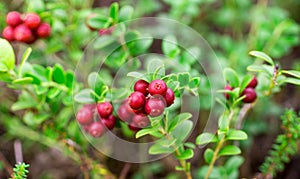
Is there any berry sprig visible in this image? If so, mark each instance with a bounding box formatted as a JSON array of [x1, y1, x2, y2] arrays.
[[76, 102, 116, 138], [2, 11, 51, 44]]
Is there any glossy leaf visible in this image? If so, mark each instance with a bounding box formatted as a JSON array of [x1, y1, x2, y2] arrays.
[[204, 148, 214, 164], [168, 113, 192, 132], [109, 2, 119, 22], [283, 77, 300, 85], [162, 35, 180, 58], [171, 120, 193, 142], [52, 64, 65, 84], [12, 77, 33, 85], [149, 142, 174, 155], [226, 129, 248, 141], [249, 51, 274, 66], [119, 5, 134, 22], [219, 145, 241, 157], [240, 75, 253, 93], [223, 68, 239, 87], [74, 89, 95, 103], [281, 70, 300, 79], [196, 133, 218, 145], [0, 38, 15, 70], [176, 148, 194, 160]]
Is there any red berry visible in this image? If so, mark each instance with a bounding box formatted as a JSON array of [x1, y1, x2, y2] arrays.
[[128, 123, 141, 132], [98, 27, 114, 36], [2, 26, 15, 41], [132, 114, 150, 128], [148, 79, 167, 95], [117, 103, 134, 122], [164, 88, 175, 107], [76, 107, 94, 125], [145, 96, 166, 117], [247, 76, 258, 88], [6, 11, 22, 27], [241, 88, 257, 103], [97, 102, 113, 118], [224, 85, 233, 99], [24, 13, 41, 29], [14, 24, 33, 43], [88, 122, 106, 137], [37, 23, 51, 38], [101, 114, 116, 130], [128, 91, 146, 110], [134, 79, 149, 96]]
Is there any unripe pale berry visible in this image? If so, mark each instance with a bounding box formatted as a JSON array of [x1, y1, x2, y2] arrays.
[[128, 91, 146, 110], [148, 79, 167, 95], [241, 87, 257, 103], [89, 122, 106, 137], [164, 88, 175, 106], [224, 85, 233, 99], [247, 76, 258, 88], [37, 23, 51, 38], [76, 107, 93, 125], [14, 24, 33, 43], [97, 102, 113, 118], [24, 13, 41, 29], [2, 26, 15, 41], [6, 11, 22, 27], [134, 79, 149, 96], [132, 114, 150, 128], [145, 96, 166, 117], [101, 114, 116, 130]]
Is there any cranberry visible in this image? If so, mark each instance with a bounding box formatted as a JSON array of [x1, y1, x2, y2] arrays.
[[164, 88, 175, 107], [24, 13, 41, 29], [128, 123, 141, 132], [101, 114, 116, 130], [14, 24, 33, 43], [76, 107, 93, 125], [246, 76, 258, 88], [145, 96, 166, 117], [128, 91, 146, 110], [241, 88, 257, 103], [2, 26, 15, 41], [97, 102, 113, 118], [6, 11, 22, 27], [132, 114, 150, 128], [134, 79, 149, 96], [88, 122, 106, 137], [148, 79, 167, 95], [37, 23, 51, 38], [224, 85, 233, 99], [117, 103, 134, 122]]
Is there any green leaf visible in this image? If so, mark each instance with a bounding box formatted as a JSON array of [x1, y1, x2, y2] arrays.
[[11, 100, 36, 111], [18, 48, 32, 76], [52, 64, 65, 84], [281, 70, 300, 79], [119, 5, 134, 22], [105, 49, 129, 67], [239, 75, 253, 93], [184, 142, 196, 149], [74, 89, 95, 103], [188, 77, 200, 88], [0, 38, 15, 70], [218, 145, 241, 157], [171, 120, 193, 142], [226, 129, 248, 141], [196, 133, 218, 145], [175, 166, 185, 171], [109, 2, 119, 22], [249, 51, 274, 66], [247, 65, 265, 72], [88, 72, 104, 96], [204, 148, 214, 164], [176, 148, 194, 160], [149, 142, 174, 155], [283, 77, 300, 85], [127, 71, 146, 80], [178, 72, 190, 87], [218, 114, 229, 131], [88, 15, 112, 29], [136, 127, 158, 138], [93, 35, 116, 49], [223, 68, 239, 87], [224, 156, 244, 174], [168, 113, 192, 132], [12, 77, 33, 85], [47, 88, 61, 99], [162, 35, 180, 58], [147, 59, 165, 80], [65, 71, 74, 88]]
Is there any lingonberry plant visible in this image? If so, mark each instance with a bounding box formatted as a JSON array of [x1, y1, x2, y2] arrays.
[[1, 1, 300, 179]]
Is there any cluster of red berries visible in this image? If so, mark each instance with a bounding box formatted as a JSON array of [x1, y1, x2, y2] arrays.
[[76, 102, 116, 138], [117, 79, 175, 132], [85, 14, 114, 36], [225, 76, 258, 103], [2, 11, 51, 43]]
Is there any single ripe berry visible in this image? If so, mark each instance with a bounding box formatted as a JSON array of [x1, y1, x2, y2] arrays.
[[246, 76, 258, 88], [224, 85, 233, 99], [101, 114, 116, 130], [37, 23, 51, 38], [145, 96, 166, 117], [76, 107, 93, 125], [134, 79, 149, 96], [88, 122, 106, 137], [164, 88, 175, 107], [97, 102, 113, 118], [241, 88, 257, 103], [14, 24, 33, 43], [117, 103, 134, 122], [24, 13, 41, 29], [128, 91, 146, 110], [2, 26, 15, 42], [148, 79, 167, 95], [132, 114, 150, 128], [6, 11, 22, 27], [128, 123, 141, 132]]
